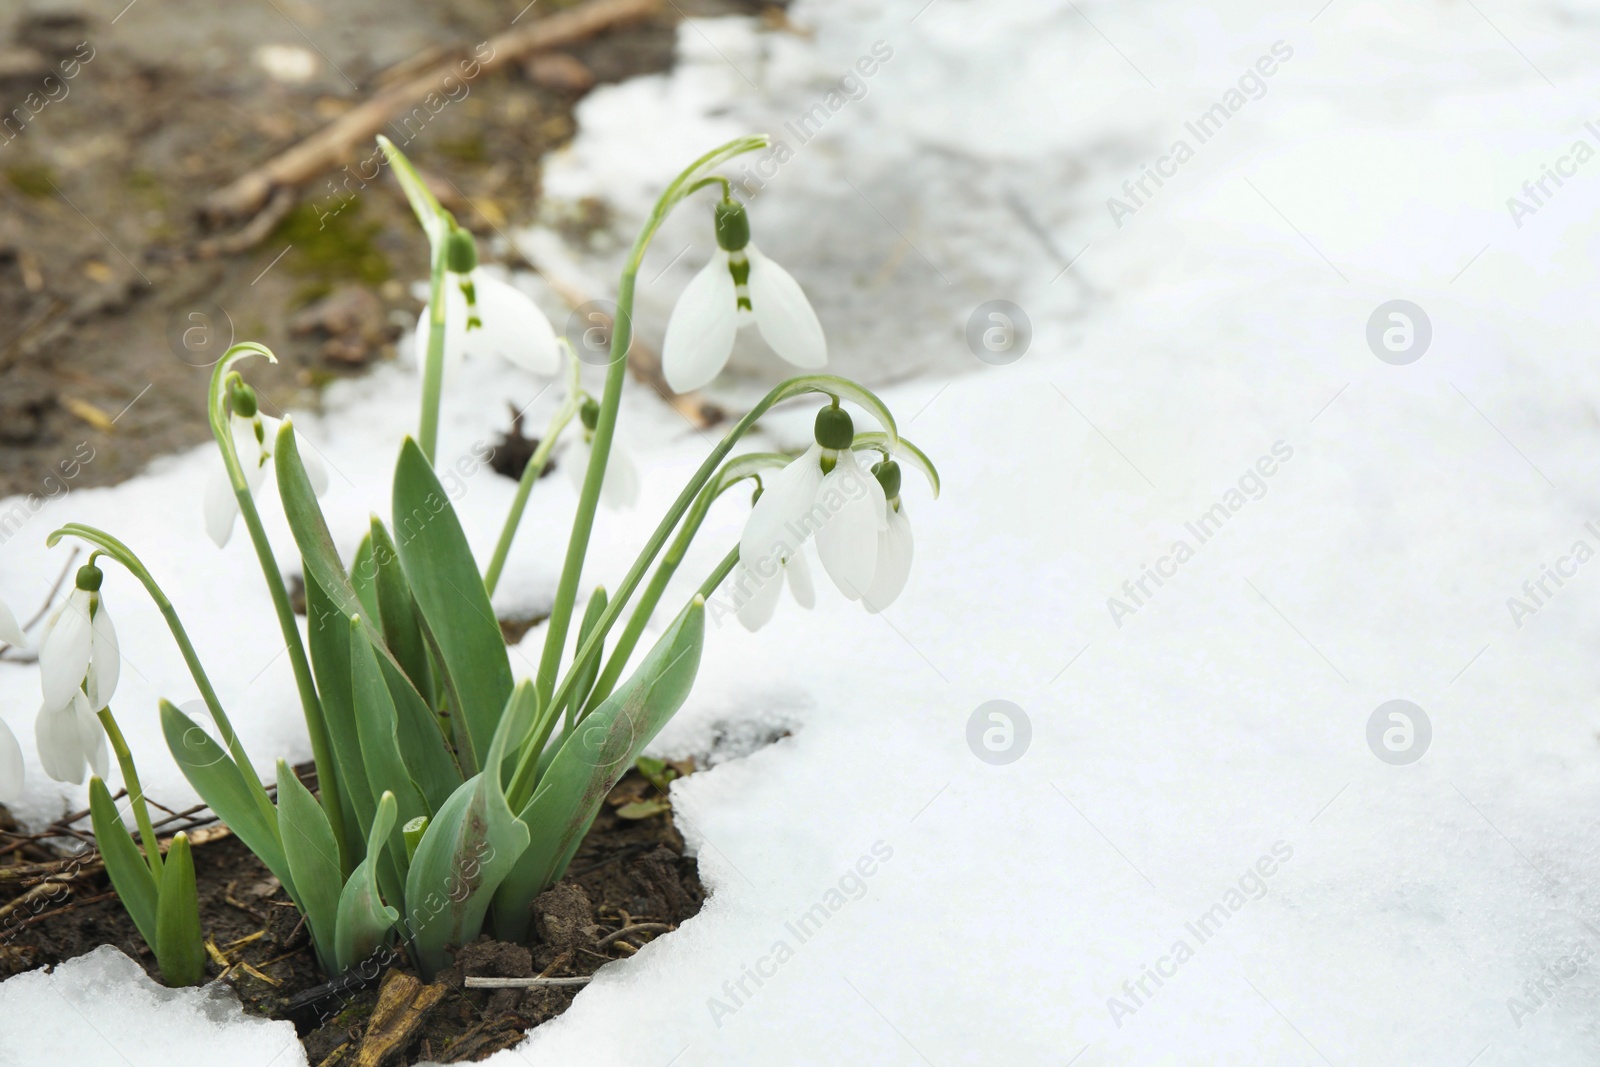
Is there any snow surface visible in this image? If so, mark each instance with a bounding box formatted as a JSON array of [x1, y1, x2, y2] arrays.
[[7, 0, 1600, 1063]]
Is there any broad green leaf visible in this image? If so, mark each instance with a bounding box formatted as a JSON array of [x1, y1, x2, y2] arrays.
[[88, 777, 157, 950], [391, 436, 513, 771], [492, 600, 703, 941], [160, 700, 291, 892], [349, 616, 429, 834], [305, 569, 374, 855], [335, 791, 400, 974], [369, 518, 433, 702], [276, 423, 363, 621], [350, 531, 381, 624], [155, 833, 205, 986], [404, 682, 536, 978], [276, 759, 342, 974], [377, 653, 461, 813]]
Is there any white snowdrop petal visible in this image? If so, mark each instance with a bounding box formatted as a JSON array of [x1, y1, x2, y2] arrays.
[[203, 464, 241, 548], [864, 505, 914, 614], [39, 590, 93, 713], [814, 453, 886, 600], [747, 245, 827, 370], [733, 561, 783, 632], [72, 691, 108, 780], [740, 446, 824, 573], [785, 550, 816, 610], [35, 702, 83, 784], [662, 252, 738, 393], [466, 272, 561, 375], [0, 596, 25, 648], [0, 719, 22, 803], [601, 441, 640, 510], [87, 600, 120, 710]]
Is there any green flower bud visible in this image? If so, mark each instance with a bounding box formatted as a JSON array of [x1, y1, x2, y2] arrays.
[[76, 563, 104, 592], [814, 405, 854, 450], [580, 398, 600, 431], [446, 228, 478, 273], [227, 378, 258, 418], [872, 459, 902, 500], [714, 198, 750, 252]]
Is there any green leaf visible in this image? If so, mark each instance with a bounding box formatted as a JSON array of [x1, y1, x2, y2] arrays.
[[369, 518, 434, 701], [335, 791, 400, 974], [562, 587, 608, 724], [349, 615, 429, 835], [154, 833, 205, 986], [350, 531, 382, 624], [391, 436, 513, 773], [160, 700, 291, 892], [88, 777, 158, 950], [276, 422, 364, 622], [305, 569, 374, 855], [615, 798, 671, 820], [404, 682, 535, 978], [275, 760, 343, 974], [377, 136, 448, 247], [377, 652, 461, 813], [492, 600, 703, 941]]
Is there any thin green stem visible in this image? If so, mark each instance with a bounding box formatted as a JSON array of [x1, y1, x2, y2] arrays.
[[417, 244, 449, 464], [697, 545, 741, 599], [97, 705, 162, 880], [46, 524, 277, 830], [531, 136, 769, 715], [484, 393, 582, 597]]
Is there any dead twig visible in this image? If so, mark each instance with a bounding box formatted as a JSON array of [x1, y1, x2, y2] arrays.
[[594, 922, 672, 949], [194, 187, 299, 258], [0, 547, 78, 662], [463, 975, 592, 989], [201, 0, 662, 224]]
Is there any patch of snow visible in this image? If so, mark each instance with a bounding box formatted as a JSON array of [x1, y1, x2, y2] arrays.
[[0, 945, 306, 1066]]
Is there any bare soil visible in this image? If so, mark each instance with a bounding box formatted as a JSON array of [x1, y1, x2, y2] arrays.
[[1, 764, 704, 1065]]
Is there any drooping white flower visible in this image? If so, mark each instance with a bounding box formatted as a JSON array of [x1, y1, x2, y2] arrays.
[[35, 689, 107, 785], [38, 565, 119, 714], [661, 198, 826, 394], [412, 269, 561, 379], [861, 463, 914, 614], [0, 718, 23, 803], [732, 548, 815, 632], [204, 406, 328, 548], [564, 398, 638, 510], [739, 406, 886, 601], [0, 595, 25, 648]]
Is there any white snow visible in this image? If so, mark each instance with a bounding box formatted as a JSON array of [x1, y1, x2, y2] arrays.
[[0, 945, 304, 1066], [7, 0, 1600, 1064]]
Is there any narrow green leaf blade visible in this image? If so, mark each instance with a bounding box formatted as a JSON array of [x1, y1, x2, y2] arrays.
[[275, 422, 363, 621], [493, 600, 703, 941], [305, 569, 372, 858], [350, 531, 382, 625], [154, 833, 205, 986], [404, 682, 535, 977], [335, 791, 400, 974], [349, 616, 430, 838], [369, 517, 434, 702], [160, 701, 291, 891], [275, 759, 342, 974], [391, 437, 513, 769], [377, 653, 461, 813], [88, 777, 158, 950]]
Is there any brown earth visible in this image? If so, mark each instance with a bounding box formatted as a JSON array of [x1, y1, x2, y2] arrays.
[[0, 763, 704, 1065]]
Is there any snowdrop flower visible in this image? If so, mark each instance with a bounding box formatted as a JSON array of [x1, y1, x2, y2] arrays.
[[39, 562, 120, 714], [411, 229, 560, 379], [861, 459, 913, 614], [740, 405, 886, 601], [36, 690, 108, 785], [731, 548, 815, 632], [661, 197, 826, 393], [204, 382, 328, 548], [565, 399, 638, 509], [34, 562, 115, 785]]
